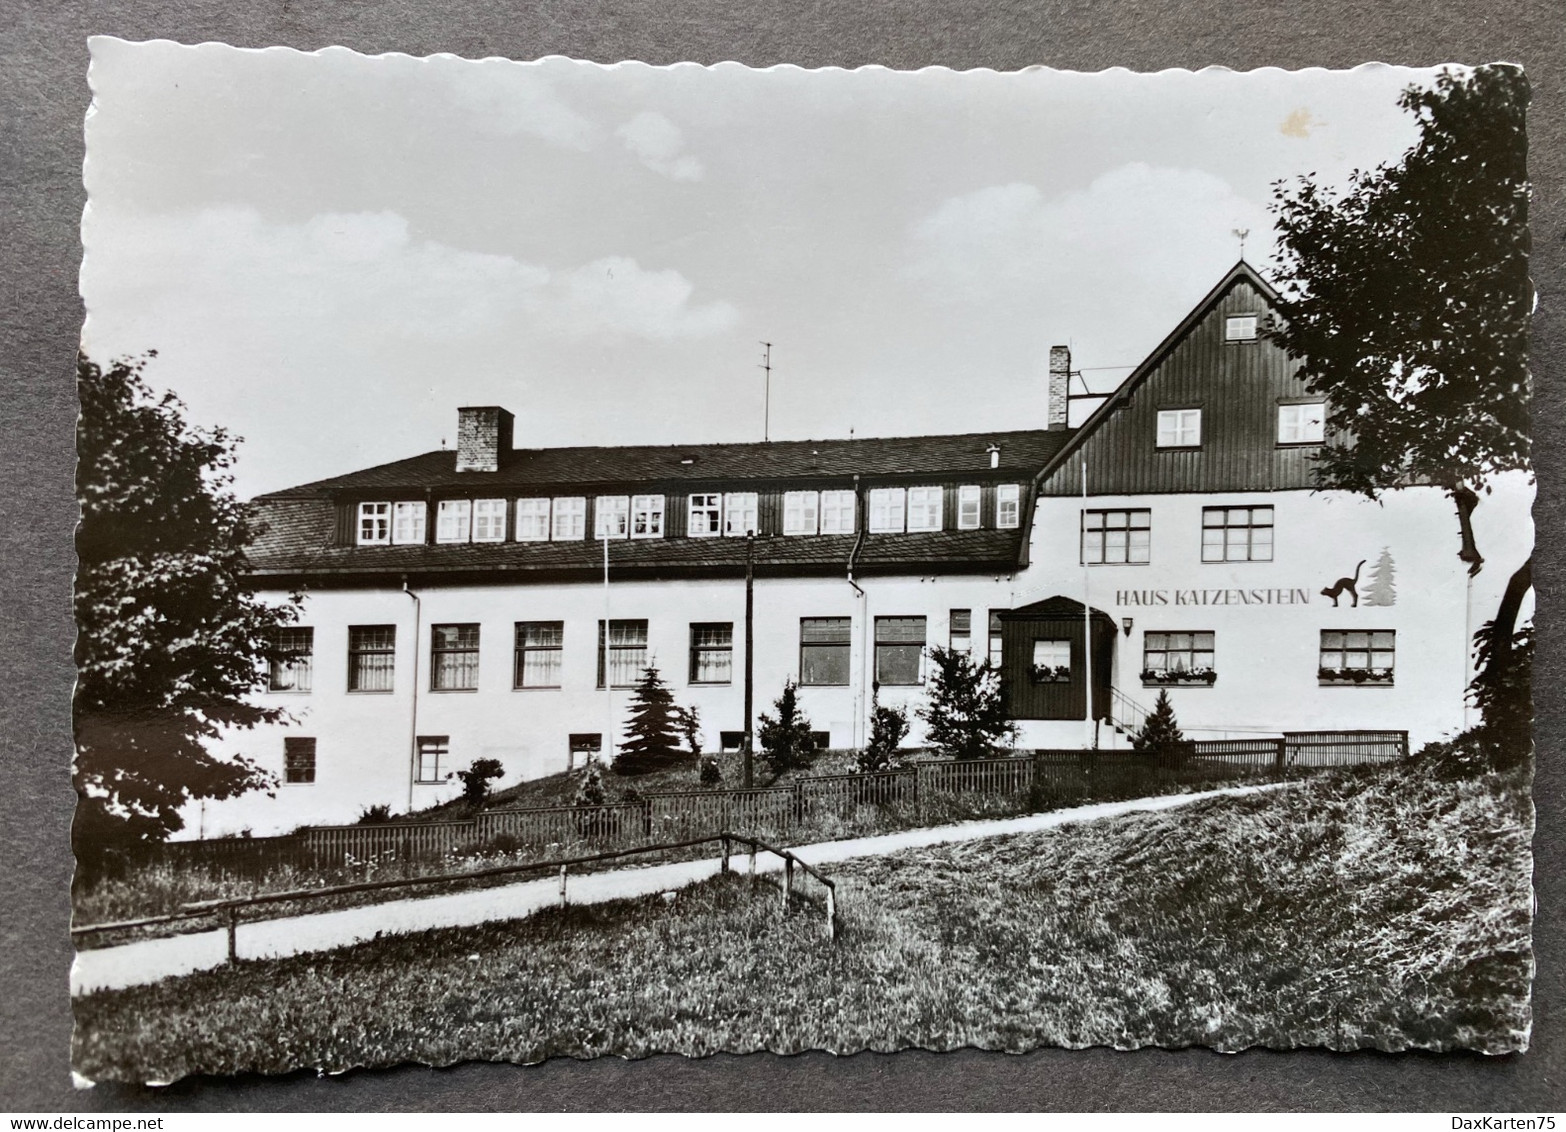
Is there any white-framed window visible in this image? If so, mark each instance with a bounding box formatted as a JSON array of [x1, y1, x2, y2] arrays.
[[515, 497, 551, 542], [1278, 402, 1326, 445], [957, 485, 982, 530], [357, 502, 390, 546], [1156, 408, 1202, 448], [783, 490, 820, 536], [594, 496, 630, 539], [436, 499, 472, 543], [688, 493, 722, 537], [724, 492, 759, 536], [552, 497, 587, 541], [391, 501, 426, 545], [1082, 509, 1152, 565], [996, 484, 1021, 529], [906, 486, 943, 532], [631, 494, 665, 539], [868, 487, 906, 533], [820, 490, 856, 534], [1225, 314, 1259, 342], [472, 498, 508, 542]]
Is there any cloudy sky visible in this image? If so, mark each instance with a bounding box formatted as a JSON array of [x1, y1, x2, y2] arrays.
[[81, 42, 1440, 498]]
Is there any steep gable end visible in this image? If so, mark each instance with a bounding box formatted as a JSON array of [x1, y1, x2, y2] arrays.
[[1037, 262, 1323, 496]]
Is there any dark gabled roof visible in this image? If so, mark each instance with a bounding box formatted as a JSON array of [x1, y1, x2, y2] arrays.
[[259, 427, 1074, 501], [997, 595, 1117, 626], [1032, 260, 1280, 484]]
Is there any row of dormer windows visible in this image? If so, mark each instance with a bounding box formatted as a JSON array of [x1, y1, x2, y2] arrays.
[[354, 485, 1023, 546]]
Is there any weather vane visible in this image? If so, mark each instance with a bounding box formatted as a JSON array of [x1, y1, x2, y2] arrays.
[[1232, 227, 1250, 259]]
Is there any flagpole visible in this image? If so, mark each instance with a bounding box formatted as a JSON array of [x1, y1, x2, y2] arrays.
[[1082, 461, 1094, 749]]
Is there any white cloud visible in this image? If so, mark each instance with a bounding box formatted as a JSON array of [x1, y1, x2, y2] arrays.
[[615, 111, 704, 181], [907, 163, 1274, 371], [444, 63, 601, 151], [82, 206, 737, 349]]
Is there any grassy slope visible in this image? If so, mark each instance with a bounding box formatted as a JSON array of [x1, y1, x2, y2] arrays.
[[406, 749, 863, 821], [74, 760, 1532, 1080]]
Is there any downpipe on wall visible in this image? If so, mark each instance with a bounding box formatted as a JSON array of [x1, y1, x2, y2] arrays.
[[402, 577, 421, 813]]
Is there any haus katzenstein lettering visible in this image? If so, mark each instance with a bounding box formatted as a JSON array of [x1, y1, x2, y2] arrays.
[[1113, 588, 1314, 607]]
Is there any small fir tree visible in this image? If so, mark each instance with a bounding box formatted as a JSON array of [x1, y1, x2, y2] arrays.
[[857, 698, 910, 773], [573, 757, 607, 807], [1132, 689, 1185, 756], [675, 703, 703, 756], [918, 645, 1017, 761], [698, 754, 722, 786], [757, 678, 816, 778], [613, 665, 690, 776], [1362, 547, 1398, 607], [456, 757, 505, 806]]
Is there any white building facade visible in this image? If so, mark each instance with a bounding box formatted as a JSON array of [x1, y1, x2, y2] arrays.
[[194, 263, 1532, 836]]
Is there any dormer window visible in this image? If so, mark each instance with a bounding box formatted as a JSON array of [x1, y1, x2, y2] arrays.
[[957, 485, 982, 530], [1225, 314, 1259, 342], [552, 497, 586, 541], [594, 496, 630, 539], [631, 494, 665, 539], [868, 487, 906, 533], [820, 490, 856, 534], [357, 502, 391, 545], [1156, 409, 1202, 449], [996, 484, 1021, 529], [436, 499, 473, 543], [515, 498, 550, 542], [688, 494, 722, 537], [392, 501, 426, 544], [724, 492, 759, 537], [906, 486, 943, 532], [784, 491, 820, 536], [473, 499, 507, 542]]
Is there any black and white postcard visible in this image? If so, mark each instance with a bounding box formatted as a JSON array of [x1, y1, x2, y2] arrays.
[[70, 42, 1534, 1081]]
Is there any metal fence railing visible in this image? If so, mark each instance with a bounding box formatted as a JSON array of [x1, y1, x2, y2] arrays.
[[145, 729, 1408, 876]]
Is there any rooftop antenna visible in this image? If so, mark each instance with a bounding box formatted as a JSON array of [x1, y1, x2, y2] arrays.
[[1232, 227, 1250, 260], [759, 341, 774, 442]]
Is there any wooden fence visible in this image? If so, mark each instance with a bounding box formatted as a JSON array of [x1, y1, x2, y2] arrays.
[[157, 729, 1407, 874]]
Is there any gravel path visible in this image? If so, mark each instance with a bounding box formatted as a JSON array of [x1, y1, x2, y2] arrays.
[[71, 782, 1289, 995]]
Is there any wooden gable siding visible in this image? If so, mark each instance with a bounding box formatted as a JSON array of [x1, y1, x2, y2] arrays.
[[1040, 276, 1320, 497]]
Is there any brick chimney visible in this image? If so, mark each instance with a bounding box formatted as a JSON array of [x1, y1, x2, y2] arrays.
[[1048, 346, 1071, 431], [455, 406, 514, 473]]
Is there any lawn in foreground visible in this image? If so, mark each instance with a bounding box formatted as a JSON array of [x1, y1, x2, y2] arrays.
[[74, 758, 1532, 1080]]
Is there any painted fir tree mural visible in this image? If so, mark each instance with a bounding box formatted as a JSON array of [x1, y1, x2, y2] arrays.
[[1363, 547, 1398, 606]]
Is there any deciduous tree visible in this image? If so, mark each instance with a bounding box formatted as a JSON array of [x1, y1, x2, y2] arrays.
[[74, 354, 300, 865], [1269, 66, 1530, 579]]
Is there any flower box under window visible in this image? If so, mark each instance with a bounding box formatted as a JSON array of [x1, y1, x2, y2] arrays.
[[1031, 663, 1072, 684], [1141, 667, 1217, 687], [1317, 666, 1394, 686]]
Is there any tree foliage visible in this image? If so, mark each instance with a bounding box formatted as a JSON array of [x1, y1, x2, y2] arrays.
[[757, 678, 816, 778], [917, 645, 1016, 761], [1268, 65, 1531, 575], [456, 757, 505, 806], [857, 698, 910, 773], [1132, 690, 1186, 756], [74, 354, 299, 862], [613, 665, 691, 776], [573, 758, 607, 808]]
